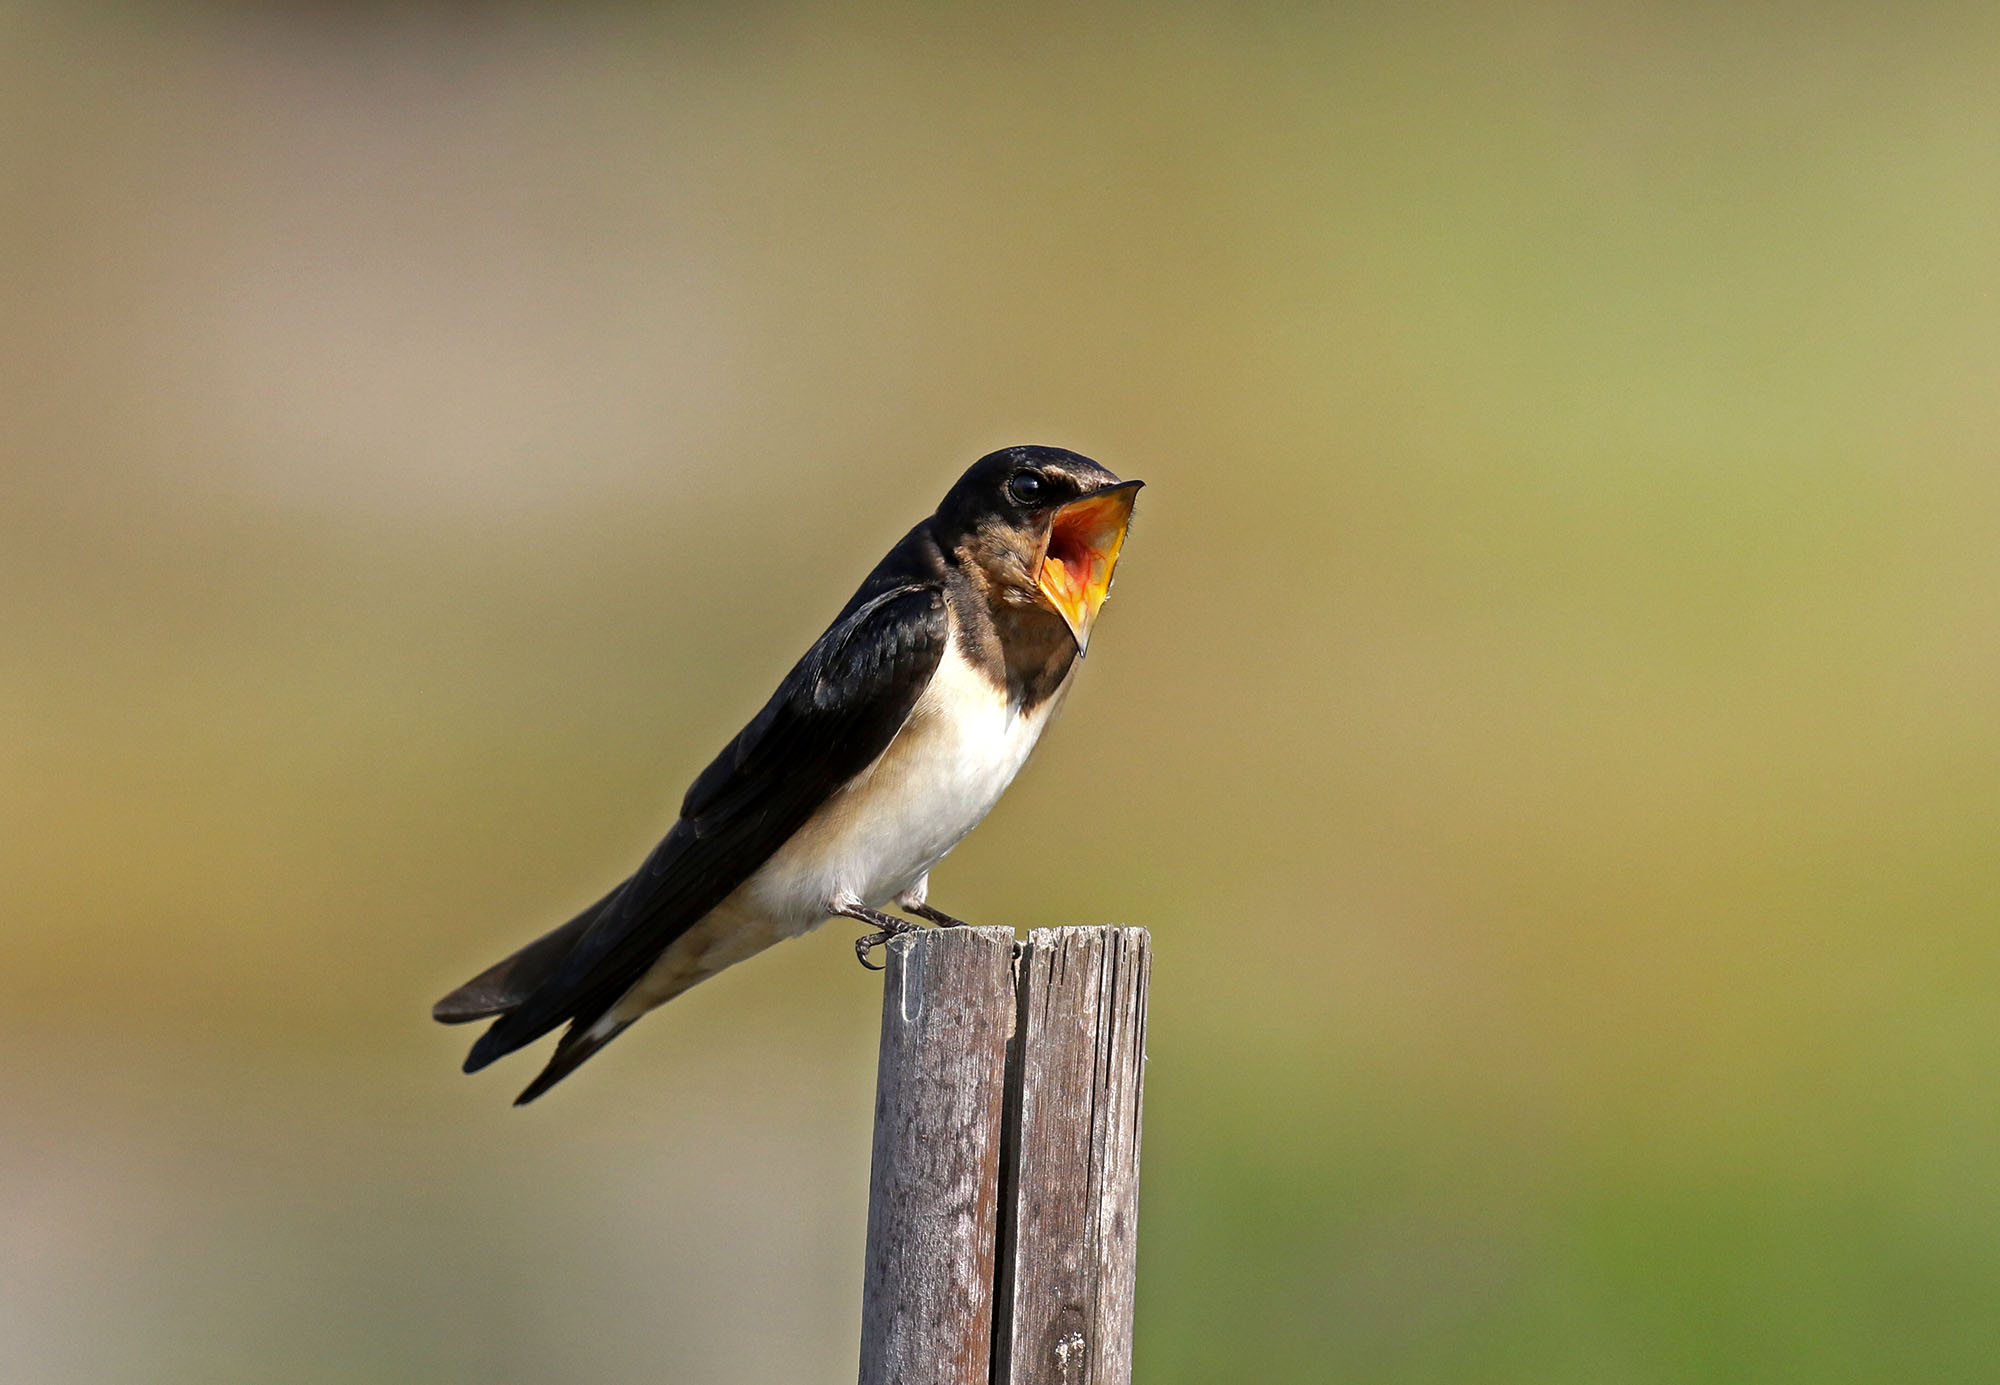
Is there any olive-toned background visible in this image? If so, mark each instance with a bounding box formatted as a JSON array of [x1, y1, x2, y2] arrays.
[[6, 4, 1998, 1381]]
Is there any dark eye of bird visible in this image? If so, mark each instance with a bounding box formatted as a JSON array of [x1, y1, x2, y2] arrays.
[[1008, 473, 1044, 507]]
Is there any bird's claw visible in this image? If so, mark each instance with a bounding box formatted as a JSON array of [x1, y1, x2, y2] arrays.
[[854, 917, 923, 970], [855, 932, 891, 970]]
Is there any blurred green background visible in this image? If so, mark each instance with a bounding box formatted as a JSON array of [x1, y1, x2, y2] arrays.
[[5, 2, 1998, 1381]]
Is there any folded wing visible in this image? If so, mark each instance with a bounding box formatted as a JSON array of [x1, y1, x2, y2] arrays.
[[439, 578, 949, 1102]]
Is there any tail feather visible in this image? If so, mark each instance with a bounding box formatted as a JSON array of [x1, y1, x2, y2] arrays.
[[433, 886, 619, 1026], [435, 879, 665, 1102], [512, 1014, 634, 1105]]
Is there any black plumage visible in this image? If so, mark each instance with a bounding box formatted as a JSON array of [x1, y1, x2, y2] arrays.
[[435, 446, 1139, 1103]]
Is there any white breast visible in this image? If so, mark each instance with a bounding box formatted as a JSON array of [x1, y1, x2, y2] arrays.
[[607, 637, 1070, 1024], [741, 638, 1067, 931]]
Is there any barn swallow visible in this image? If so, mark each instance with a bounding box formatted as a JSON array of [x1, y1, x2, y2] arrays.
[[434, 445, 1142, 1103]]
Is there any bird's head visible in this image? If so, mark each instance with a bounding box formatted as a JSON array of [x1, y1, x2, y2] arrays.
[[935, 445, 1143, 653]]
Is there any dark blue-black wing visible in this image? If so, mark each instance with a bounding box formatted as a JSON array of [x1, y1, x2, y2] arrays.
[[446, 578, 948, 1097]]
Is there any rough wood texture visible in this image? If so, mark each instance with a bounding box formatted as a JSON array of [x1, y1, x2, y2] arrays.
[[995, 927, 1151, 1385], [858, 926, 1018, 1385]]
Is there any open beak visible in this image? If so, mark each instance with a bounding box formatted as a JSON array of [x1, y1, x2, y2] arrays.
[[1035, 479, 1143, 652]]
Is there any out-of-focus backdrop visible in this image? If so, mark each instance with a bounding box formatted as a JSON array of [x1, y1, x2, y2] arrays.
[[6, 3, 1998, 1381]]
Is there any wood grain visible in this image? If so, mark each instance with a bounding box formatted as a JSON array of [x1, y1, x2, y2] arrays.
[[858, 926, 1018, 1385], [994, 927, 1151, 1385]]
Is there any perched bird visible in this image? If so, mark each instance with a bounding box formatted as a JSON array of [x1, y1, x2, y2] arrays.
[[434, 445, 1142, 1103]]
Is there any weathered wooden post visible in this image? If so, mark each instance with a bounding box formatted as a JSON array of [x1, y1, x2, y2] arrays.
[[858, 925, 1151, 1385], [993, 927, 1150, 1385], [859, 926, 1018, 1385]]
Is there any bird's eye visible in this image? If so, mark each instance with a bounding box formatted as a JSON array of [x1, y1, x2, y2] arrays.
[[1008, 473, 1045, 507]]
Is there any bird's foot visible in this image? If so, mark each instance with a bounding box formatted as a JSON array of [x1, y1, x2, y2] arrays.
[[902, 901, 972, 930], [837, 904, 924, 971], [853, 920, 922, 970]]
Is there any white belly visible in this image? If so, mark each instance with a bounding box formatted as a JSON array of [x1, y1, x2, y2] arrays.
[[609, 640, 1067, 1021], [744, 640, 1067, 926]]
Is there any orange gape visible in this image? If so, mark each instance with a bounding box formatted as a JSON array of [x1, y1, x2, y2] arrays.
[[1035, 482, 1141, 650]]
